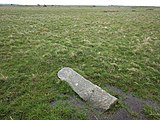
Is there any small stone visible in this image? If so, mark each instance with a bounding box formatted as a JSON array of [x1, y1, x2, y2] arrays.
[[57, 67, 117, 110]]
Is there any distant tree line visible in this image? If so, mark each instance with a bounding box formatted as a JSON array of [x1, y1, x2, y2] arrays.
[[37, 4, 47, 7]]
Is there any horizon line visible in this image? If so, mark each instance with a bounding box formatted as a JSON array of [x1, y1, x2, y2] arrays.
[[0, 3, 160, 7]]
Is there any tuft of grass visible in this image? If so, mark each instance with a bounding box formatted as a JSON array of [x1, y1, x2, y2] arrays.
[[143, 106, 160, 120]]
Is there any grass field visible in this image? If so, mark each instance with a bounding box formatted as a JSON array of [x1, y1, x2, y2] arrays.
[[0, 6, 160, 120]]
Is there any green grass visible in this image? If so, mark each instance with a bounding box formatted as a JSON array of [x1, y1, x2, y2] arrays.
[[143, 106, 160, 120], [0, 6, 160, 119]]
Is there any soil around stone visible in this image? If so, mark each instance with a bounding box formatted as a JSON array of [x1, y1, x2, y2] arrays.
[[104, 84, 160, 120], [51, 84, 160, 120]]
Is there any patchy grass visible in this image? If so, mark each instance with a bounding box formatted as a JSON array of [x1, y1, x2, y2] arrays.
[[0, 6, 160, 119], [143, 106, 160, 120]]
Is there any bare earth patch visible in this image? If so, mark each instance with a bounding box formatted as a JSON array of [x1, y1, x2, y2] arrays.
[[104, 84, 160, 120], [51, 84, 159, 120]]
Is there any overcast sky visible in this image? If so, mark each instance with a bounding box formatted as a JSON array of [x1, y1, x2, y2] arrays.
[[0, 0, 160, 6]]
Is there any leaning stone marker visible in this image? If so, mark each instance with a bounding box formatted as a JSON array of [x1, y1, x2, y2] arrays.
[[58, 67, 117, 110]]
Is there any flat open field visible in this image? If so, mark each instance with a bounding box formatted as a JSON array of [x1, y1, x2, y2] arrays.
[[0, 6, 160, 120]]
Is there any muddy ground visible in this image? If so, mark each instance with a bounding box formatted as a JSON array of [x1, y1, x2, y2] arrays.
[[51, 84, 160, 120]]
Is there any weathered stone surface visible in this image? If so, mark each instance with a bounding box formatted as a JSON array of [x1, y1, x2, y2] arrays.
[[58, 67, 117, 110]]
